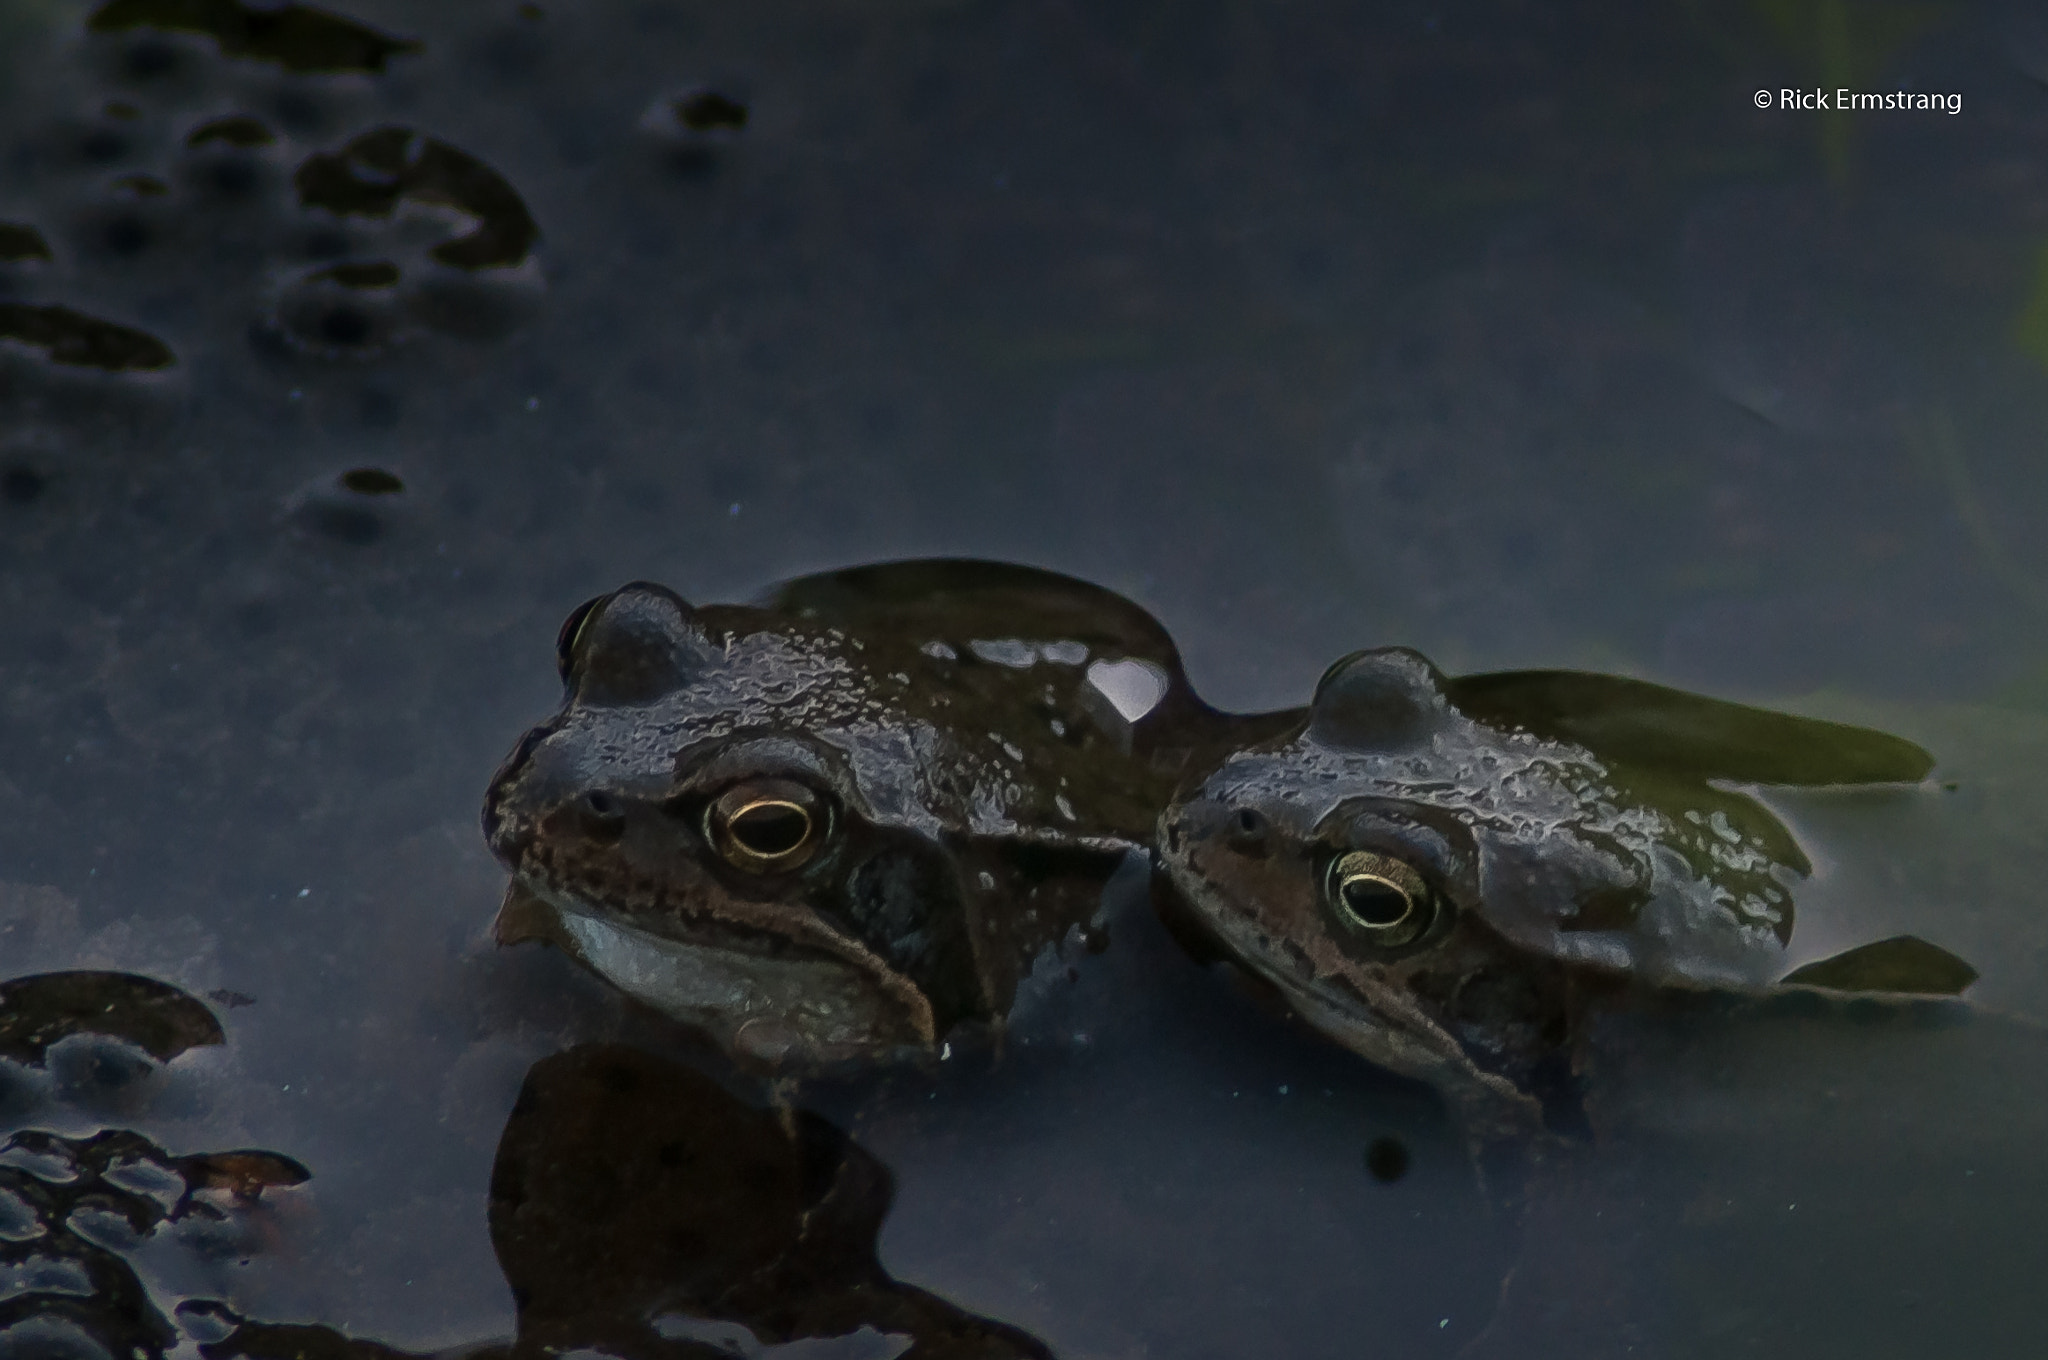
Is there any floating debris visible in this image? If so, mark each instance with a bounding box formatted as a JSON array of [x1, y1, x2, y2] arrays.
[[285, 466, 412, 542], [295, 127, 539, 270], [0, 223, 53, 262], [311, 259, 400, 289], [672, 88, 748, 133], [640, 86, 749, 172], [339, 466, 403, 494], [178, 1147, 312, 1201], [0, 970, 222, 1066], [266, 259, 412, 359], [88, 0, 422, 76], [0, 303, 175, 370], [186, 113, 275, 148]]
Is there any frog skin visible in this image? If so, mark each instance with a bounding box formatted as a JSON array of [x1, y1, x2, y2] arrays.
[[1155, 646, 1970, 1147], [482, 559, 1260, 1069]]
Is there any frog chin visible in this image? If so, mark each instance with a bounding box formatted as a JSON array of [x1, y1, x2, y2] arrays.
[[1164, 857, 1538, 1142], [494, 879, 935, 1066]]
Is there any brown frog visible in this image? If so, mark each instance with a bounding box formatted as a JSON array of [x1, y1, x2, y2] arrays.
[[1155, 647, 1974, 1147], [482, 559, 1234, 1069]]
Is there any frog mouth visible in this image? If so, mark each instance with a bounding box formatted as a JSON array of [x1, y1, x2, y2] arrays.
[[1161, 849, 1540, 1142], [493, 878, 936, 1065]]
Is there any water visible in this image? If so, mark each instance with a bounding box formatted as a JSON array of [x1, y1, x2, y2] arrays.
[[3, 0, 2048, 1355]]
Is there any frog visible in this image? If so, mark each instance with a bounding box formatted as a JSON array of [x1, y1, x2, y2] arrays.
[[1154, 645, 1975, 1148], [482, 559, 1254, 1069]]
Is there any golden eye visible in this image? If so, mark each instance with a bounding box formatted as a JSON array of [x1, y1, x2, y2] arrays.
[[705, 779, 829, 873], [1324, 850, 1436, 947]]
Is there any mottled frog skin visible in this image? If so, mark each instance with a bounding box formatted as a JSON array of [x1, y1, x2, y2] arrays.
[[483, 560, 1222, 1068], [1156, 647, 1962, 1144]]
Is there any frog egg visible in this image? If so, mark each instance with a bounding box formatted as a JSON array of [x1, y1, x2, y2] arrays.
[[265, 259, 416, 360], [639, 85, 750, 174]]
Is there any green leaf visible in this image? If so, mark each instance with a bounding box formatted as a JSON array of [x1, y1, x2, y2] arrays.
[[1445, 670, 1934, 786], [1781, 936, 1978, 995]]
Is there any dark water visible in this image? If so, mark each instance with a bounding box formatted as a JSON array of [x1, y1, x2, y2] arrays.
[[4, 1, 2048, 1355]]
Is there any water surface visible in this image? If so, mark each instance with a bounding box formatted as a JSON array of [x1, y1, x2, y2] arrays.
[[4, 1, 2048, 1355]]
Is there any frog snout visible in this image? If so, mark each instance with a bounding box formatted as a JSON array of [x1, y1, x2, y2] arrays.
[[527, 781, 676, 851], [485, 748, 647, 859], [1157, 798, 1208, 856], [1163, 796, 1274, 859]]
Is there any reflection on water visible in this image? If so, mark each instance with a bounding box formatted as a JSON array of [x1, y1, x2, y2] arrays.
[[0, 970, 1051, 1360], [9, 891, 2048, 1357], [490, 1044, 1051, 1359], [1479, 992, 2048, 1359], [0, 972, 305, 1360], [4, 0, 2048, 1355]]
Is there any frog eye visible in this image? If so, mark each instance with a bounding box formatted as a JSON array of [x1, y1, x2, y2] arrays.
[[1324, 850, 1438, 947], [555, 595, 606, 683], [705, 779, 830, 873], [561, 583, 712, 704]]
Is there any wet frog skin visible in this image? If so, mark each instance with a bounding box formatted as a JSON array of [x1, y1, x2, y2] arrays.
[[483, 560, 1214, 1069], [1156, 646, 1969, 1145]]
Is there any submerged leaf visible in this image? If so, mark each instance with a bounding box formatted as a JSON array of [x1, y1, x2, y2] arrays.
[[1446, 670, 1935, 786]]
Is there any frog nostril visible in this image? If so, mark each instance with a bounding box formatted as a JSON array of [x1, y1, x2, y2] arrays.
[[578, 790, 626, 837], [1226, 806, 1269, 854]]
